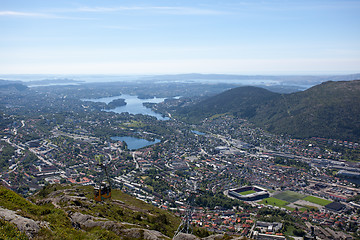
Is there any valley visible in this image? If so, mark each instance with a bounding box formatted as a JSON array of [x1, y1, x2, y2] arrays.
[[0, 79, 359, 239]]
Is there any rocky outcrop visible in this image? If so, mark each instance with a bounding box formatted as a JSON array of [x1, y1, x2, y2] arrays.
[[121, 228, 170, 240], [173, 233, 200, 240], [68, 211, 169, 239], [2, 185, 241, 240], [36, 188, 88, 209], [0, 206, 45, 238], [68, 211, 124, 234]]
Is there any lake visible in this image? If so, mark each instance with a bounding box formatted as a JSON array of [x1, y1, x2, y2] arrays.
[[111, 136, 161, 150], [192, 130, 205, 135], [83, 94, 169, 120]]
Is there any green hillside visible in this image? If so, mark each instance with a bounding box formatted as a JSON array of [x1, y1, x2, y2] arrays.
[[0, 184, 180, 239], [175, 80, 360, 141], [176, 86, 279, 123], [252, 80, 360, 140]]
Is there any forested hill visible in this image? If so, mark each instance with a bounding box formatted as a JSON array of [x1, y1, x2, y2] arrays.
[[174, 80, 360, 141], [175, 86, 280, 121], [0, 80, 28, 91]]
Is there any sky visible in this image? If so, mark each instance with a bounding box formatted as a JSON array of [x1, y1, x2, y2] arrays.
[[1, 0, 360, 75]]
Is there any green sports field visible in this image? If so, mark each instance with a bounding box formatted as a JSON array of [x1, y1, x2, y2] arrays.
[[273, 191, 305, 203], [303, 196, 332, 206], [259, 197, 289, 207], [239, 190, 257, 195]]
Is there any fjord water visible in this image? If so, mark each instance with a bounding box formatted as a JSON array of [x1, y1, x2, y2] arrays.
[[83, 94, 169, 120], [84, 94, 164, 149]]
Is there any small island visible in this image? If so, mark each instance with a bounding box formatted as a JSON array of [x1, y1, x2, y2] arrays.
[[104, 98, 126, 109], [137, 94, 155, 99]]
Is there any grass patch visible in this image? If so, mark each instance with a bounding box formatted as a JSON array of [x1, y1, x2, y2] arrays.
[[1, 185, 99, 239], [122, 121, 146, 128], [302, 205, 318, 211], [239, 190, 256, 195], [297, 206, 317, 212], [284, 206, 295, 211], [260, 197, 289, 207], [0, 218, 28, 240], [209, 113, 227, 120], [0, 185, 37, 211], [273, 191, 305, 203], [303, 196, 332, 206]]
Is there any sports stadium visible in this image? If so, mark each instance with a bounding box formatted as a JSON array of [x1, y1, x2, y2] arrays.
[[228, 186, 270, 201]]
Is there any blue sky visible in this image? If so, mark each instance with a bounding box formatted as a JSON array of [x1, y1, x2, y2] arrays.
[[1, 0, 359, 75]]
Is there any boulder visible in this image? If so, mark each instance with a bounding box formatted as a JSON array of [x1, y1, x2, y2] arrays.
[[0, 207, 40, 238]]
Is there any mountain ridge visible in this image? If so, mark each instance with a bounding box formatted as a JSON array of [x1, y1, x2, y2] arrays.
[[174, 80, 360, 141]]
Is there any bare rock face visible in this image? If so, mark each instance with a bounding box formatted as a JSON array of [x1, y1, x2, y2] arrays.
[[173, 233, 234, 240], [36, 188, 88, 209], [68, 211, 170, 239], [173, 233, 200, 240], [68, 211, 124, 234], [0, 207, 40, 238], [121, 228, 170, 240]]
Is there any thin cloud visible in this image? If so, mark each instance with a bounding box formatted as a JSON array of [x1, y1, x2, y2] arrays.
[[229, 0, 360, 11], [0, 11, 51, 17], [77, 6, 226, 15], [0, 6, 226, 20], [0, 10, 94, 20], [102, 25, 145, 30], [77, 7, 136, 12]]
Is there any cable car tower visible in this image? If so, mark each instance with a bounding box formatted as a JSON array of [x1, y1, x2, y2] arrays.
[[175, 207, 193, 236], [94, 160, 112, 202], [174, 179, 198, 237]]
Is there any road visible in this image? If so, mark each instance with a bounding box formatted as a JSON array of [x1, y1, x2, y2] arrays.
[[29, 148, 54, 166], [2, 138, 53, 166], [132, 152, 140, 169]]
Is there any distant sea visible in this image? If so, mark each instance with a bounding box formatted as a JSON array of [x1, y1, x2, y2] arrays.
[[2, 73, 360, 91]]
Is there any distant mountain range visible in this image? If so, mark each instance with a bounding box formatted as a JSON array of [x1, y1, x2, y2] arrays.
[[175, 80, 360, 141], [143, 73, 360, 85], [24, 78, 83, 86], [0, 80, 28, 91]]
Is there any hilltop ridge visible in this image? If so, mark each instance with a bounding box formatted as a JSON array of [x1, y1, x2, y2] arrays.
[[173, 80, 360, 141], [0, 184, 239, 240], [0, 184, 178, 239]]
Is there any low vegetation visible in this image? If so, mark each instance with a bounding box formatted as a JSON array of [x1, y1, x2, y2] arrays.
[[0, 218, 28, 240], [193, 191, 247, 209], [0, 184, 181, 239]]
